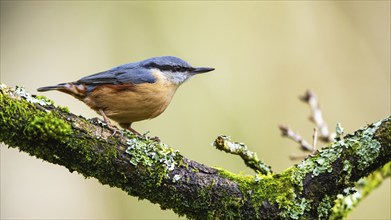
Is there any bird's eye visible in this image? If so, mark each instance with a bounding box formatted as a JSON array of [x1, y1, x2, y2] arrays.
[[173, 66, 182, 72]]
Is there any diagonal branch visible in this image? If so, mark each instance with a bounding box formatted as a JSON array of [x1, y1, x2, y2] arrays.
[[1, 84, 390, 219]]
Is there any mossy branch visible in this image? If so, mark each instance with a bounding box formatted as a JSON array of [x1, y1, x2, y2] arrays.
[[213, 135, 272, 175], [1, 84, 390, 219]]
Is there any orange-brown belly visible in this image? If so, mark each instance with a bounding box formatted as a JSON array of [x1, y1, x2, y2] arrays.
[[83, 81, 178, 124]]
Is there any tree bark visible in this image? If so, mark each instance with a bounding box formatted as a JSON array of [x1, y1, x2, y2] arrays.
[[1, 85, 390, 219]]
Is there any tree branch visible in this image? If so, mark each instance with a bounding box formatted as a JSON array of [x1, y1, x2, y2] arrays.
[[1, 84, 390, 219]]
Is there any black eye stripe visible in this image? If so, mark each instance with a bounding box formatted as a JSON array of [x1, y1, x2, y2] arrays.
[[144, 63, 194, 72]]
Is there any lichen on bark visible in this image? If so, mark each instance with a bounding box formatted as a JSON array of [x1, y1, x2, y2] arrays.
[[1, 84, 390, 219]]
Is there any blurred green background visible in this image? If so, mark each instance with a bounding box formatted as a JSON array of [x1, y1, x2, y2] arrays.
[[1, 1, 389, 219]]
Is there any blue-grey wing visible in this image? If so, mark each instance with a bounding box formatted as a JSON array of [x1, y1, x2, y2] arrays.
[[77, 64, 156, 85]]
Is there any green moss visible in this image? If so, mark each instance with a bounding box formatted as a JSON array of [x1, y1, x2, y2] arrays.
[[216, 119, 387, 220], [0, 91, 29, 129], [330, 189, 361, 219], [25, 113, 72, 142], [2, 84, 389, 219], [34, 95, 55, 106], [0, 86, 72, 143], [217, 167, 309, 219], [277, 168, 309, 219], [1, 85, 181, 215], [191, 168, 200, 173]]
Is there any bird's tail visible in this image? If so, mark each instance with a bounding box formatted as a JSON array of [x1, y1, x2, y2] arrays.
[[37, 83, 87, 98]]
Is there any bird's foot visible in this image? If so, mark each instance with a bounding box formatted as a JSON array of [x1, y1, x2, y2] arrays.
[[126, 129, 161, 142]]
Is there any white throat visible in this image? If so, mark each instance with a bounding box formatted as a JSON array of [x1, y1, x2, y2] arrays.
[[160, 70, 192, 85]]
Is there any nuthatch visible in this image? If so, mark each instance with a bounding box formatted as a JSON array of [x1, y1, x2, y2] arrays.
[[38, 56, 214, 134]]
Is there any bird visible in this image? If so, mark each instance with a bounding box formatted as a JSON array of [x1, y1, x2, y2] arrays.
[[37, 56, 214, 134]]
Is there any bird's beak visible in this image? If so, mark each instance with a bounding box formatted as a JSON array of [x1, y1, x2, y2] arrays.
[[192, 67, 215, 74]]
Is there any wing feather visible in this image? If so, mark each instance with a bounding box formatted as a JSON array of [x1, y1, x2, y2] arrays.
[[77, 64, 156, 85]]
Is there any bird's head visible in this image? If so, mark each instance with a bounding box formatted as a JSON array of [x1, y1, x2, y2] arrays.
[[140, 56, 214, 85]]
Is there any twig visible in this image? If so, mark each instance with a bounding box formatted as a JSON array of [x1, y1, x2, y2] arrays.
[[300, 90, 335, 142], [213, 135, 272, 175], [312, 127, 318, 153], [280, 90, 336, 157], [279, 124, 314, 152]]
